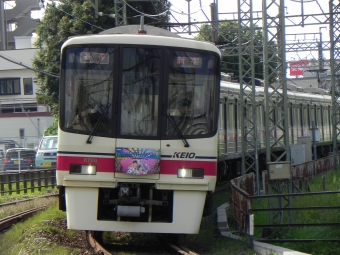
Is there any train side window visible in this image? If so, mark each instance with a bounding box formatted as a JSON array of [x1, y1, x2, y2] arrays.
[[309, 105, 316, 128], [324, 107, 328, 126], [287, 104, 292, 127], [227, 103, 235, 130], [317, 107, 322, 128], [303, 106, 308, 127]]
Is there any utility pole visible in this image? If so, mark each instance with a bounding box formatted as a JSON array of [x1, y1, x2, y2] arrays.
[[0, 1, 6, 51], [186, 0, 191, 35], [94, 0, 98, 18], [210, 1, 218, 42], [318, 26, 327, 87]]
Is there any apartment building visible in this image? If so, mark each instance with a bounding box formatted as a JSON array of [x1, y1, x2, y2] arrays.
[[0, 0, 53, 148]]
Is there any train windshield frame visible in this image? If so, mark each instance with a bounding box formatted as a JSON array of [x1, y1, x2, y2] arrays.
[[60, 44, 220, 140]]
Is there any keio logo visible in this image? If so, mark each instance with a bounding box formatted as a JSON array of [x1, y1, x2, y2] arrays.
[[172, 152, 196, 158]]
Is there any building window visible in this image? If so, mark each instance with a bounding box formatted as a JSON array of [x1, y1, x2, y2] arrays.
[[19, 128, 25, 139], [0, 78, 21, 95], [23, 78, 33, 95]]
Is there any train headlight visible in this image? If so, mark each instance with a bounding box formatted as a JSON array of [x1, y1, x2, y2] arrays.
[[70, 164, 97, 175], [177, 168, 204, 178]]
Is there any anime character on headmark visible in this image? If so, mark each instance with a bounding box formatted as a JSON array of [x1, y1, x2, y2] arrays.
[[127, 160, 146, 175], [115, 148, 160, 175]]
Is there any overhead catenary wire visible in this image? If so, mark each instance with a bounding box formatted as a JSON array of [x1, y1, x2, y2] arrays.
[[50, 4, 105, 31], [0, 53, 59, 78], [122, 0, 169, 17]]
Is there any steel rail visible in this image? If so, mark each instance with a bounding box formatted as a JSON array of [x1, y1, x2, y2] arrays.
[[86, 231, 111, 255], [0, 206, 47, 232], [158, 235, 200, 255], [0, 194, 58, 208]]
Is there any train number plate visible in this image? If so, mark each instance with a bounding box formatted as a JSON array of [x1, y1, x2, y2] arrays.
[[43, 162, 52, 167]]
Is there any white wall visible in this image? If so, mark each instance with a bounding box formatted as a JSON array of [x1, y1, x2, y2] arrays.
[[0, 114, 54, 147], [0, 48, 37, 70], [14, 36, 34, 49]]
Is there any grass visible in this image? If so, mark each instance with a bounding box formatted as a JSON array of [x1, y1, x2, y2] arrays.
[[249, 169, 340, 255], [0, 187, 255, 255], [0, 205, 86, 255], [0, 184, 262, 255]]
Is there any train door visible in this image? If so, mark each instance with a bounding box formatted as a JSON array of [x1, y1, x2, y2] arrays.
[[218, 97, 227, 154], [302, 104, 308, 136], [115, 46, 162, 179], [317, 106, 323, 142], [323, 106, 331, 141], [226, 98, 237, 154]]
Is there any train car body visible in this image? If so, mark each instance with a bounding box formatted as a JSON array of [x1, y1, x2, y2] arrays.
[[217, 76, 333, 178], [56, 25, 220, 234]]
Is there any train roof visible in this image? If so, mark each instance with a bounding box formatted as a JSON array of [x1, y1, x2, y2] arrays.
[[61, 25, 220, 55], [220, 80, 332, 104], [99, 25, 181, 38]]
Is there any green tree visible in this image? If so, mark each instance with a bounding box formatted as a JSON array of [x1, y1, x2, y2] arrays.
[[196, 21, 277, 82], [32, 0, 169, 113], [44, 114, 59, 136]]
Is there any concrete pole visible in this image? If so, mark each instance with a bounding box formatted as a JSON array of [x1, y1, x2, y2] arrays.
[[0, 1, 6, 50]]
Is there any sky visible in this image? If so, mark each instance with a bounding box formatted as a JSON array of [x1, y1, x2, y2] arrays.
[[25, 0, 331, 63], [168, 0, 331, 61]]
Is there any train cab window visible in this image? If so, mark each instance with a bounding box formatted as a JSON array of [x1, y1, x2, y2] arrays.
[[61, 47, 115, 136], [165, 49, 219, 137], [119, 47, 161, 137]]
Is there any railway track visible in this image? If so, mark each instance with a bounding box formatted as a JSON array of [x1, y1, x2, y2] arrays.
[[158, 235, 200, 255], [0, 207, 47, 233], [87, 231, 200, 255], [0, 194, 58, 209], [215, 181, 231, 193]]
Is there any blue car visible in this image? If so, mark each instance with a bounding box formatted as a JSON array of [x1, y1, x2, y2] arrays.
[[35, 136, 58, 169], [3, 148, 36, 172]]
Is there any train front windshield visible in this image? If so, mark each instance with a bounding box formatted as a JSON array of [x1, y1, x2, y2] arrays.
[[60, 45, 219, 139]]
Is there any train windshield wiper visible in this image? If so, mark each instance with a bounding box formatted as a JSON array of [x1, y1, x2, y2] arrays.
[[86, 105, 110, 144], [167, 113, 190, 147]]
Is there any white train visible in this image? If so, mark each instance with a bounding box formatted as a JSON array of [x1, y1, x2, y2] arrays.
[[217, 74, 333, 179], [56, 25, 220, 234], [56, 24, 334, 235]]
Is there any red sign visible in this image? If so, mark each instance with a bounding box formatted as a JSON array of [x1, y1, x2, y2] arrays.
[[289, 60, 309, 76], [290, 68, 304, 76]]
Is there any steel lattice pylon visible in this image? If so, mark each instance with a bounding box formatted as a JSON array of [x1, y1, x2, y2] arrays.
[[330, 1, 340, 162], [263, 0, 289, 163], [115, 0, 127, 26], [262, 0, 292, 224], [237, 0, 260, 194], [217, 0, 337, 224]]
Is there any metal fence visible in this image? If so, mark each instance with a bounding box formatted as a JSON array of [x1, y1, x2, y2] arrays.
[[230, 155, 340, 243], [0, 169, 56, 195]]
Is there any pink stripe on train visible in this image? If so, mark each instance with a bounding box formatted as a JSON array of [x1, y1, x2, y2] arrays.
[[57, 155, 217, 176]]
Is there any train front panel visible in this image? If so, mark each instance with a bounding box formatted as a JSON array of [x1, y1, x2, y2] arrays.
[[56, 31, 220, 234]]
